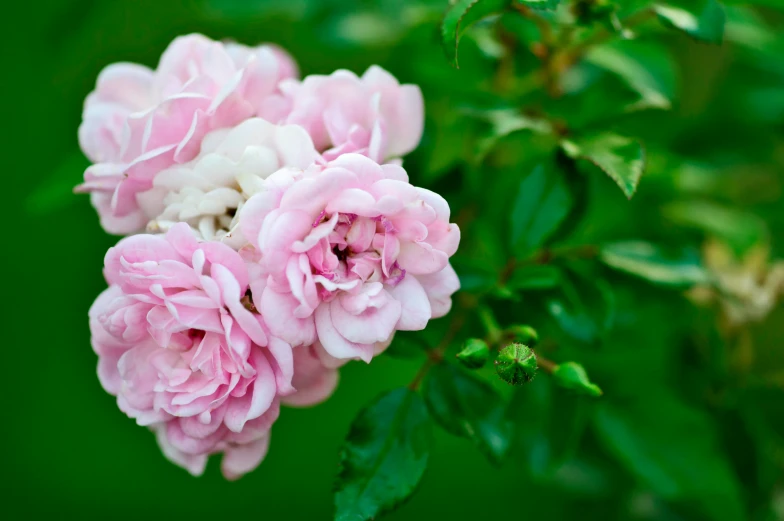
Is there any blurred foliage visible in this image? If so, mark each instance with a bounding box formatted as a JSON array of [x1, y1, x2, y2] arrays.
[[6, 0, 784, 520]]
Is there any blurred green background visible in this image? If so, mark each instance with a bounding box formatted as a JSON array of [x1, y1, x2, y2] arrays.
[[4, 1, 784, 520]]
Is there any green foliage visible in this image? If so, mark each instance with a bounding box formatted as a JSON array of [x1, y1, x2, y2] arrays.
[[384, 332, 429, 359], [441, 0, 511, 67], [518, 0, 561, 10], [562, 133, 646, 199], [510, 160, 574, 257], [504, 264, 562, 291], [594, 395, 745, 521], [654, 0, 726, 44], [546, 268, 616, 345], [509, 377, 591, 477], [334, 388, 432, 521], [599, 240, 709, 287], [662, 200, 768, 256], [584, 40, 676, 110], [424, 363, 513, 463]]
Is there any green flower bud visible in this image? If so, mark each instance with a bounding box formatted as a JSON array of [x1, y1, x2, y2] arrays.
[[552, 362, 603, 397], [456, 338, 490, 369], [509, 325, 539, 347], [495, 344, 537, 385]]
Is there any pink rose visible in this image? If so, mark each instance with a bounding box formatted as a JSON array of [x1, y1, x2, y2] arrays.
[[282, 344, 341, 407], [76, 34, 298, 235], [137, 117, 319, 249], [239, 153, 460, 363], [273, 65, 424, 163], [89, 222, 294, 478]]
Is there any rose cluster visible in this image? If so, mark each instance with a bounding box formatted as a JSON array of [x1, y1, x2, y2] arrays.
[[80, 34, 460, 479]]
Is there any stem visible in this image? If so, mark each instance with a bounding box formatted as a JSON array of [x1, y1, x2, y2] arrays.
[[513, 4, 556, 47], [536, 355, 558, 374], [499, 245, 599, 286], [408, 359, 435, 391], [479, 304, 503, 344], [513, 2, 564, 97], [494, 26, 518, 93]]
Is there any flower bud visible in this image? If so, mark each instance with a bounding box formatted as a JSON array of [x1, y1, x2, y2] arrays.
[[495, 344, 537, 385], [509, 325, 539, 347], [552, 362, 603, 397], [456, 338, 490, 369]]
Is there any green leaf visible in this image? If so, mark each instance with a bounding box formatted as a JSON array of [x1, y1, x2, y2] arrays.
[[548, 151, 589, 244], [26, 152, 90, 215], [441, 0, 510, 68], [654, 0, 726, 45], [422, 104, 478, 182], [475, 109, 553, 163], [505, 264, 562, 291], [551, 362, 602, 397], [600, 241, 709, 287], [562, 133, 645, 199], [454, 264, 498, 293], [662, 200, 769, 256], [546, 269, 616, 345], [510, 161, 574, 258], [509, 377, 590, 477], [584, 40, 676, 111], [424, 363, 513, 464], [724, 5, 776, 51], [517, 0, 560, 9], [594, 395, 745, 521], [335, 388, 432, 521]]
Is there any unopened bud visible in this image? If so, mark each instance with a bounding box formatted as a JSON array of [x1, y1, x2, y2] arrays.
[[509, 325, 539, 347], [552, 362, 603, 397], [495, 344, 537, 385], [456, 338, 490, 369]]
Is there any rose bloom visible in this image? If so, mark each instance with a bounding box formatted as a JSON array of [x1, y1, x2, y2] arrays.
[[238, 153, 460, 363], [89, 223, 336, 478], [76, 34, 298, 235], [272, 66, 424, 163], [138, 117, 319, 249]]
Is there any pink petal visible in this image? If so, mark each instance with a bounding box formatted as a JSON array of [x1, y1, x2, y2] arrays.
[[314, 304, 374, 362], [387, 275, 432, 331], [330, 292, 401, 345], [221, 436, 270, 480], [415, 265, 460, 318]]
